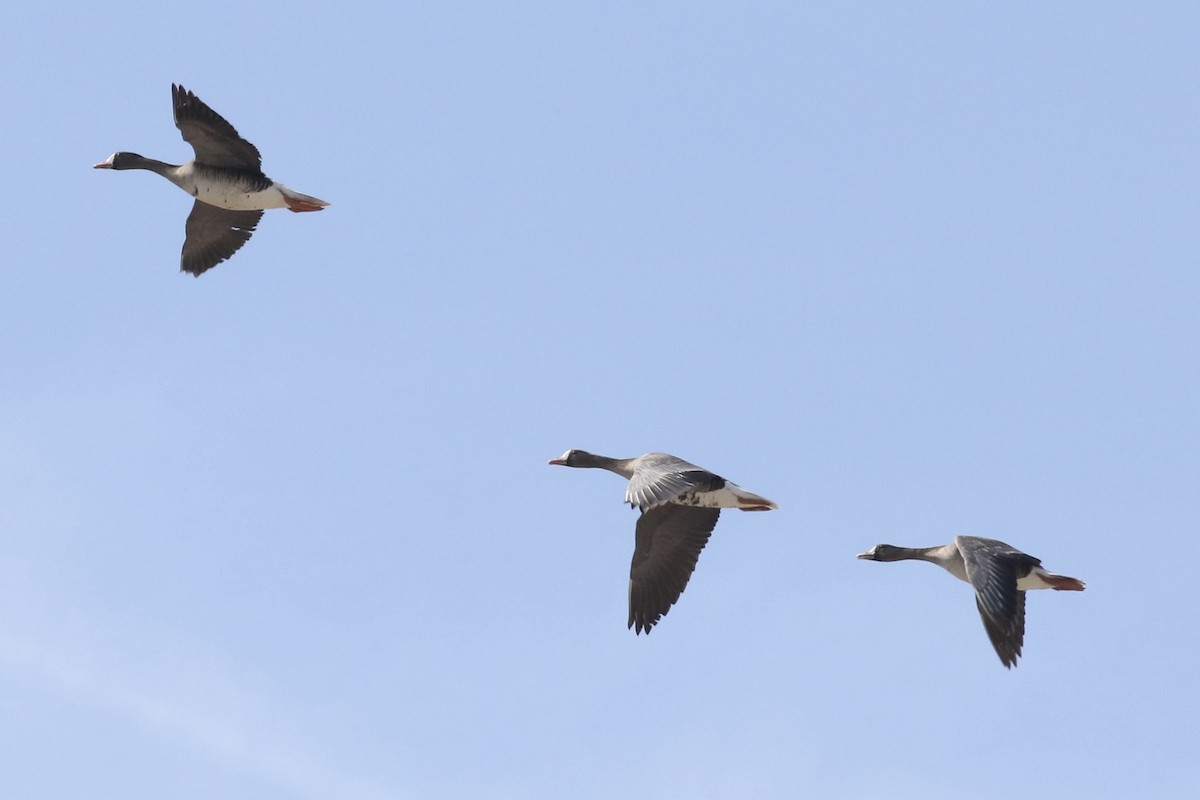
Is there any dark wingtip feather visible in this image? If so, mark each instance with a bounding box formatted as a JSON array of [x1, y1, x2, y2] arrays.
[[976, 592, 1026, 669]]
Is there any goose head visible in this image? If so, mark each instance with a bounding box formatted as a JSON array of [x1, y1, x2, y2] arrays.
[[548, 449, 598, 467], [94, 152, 147, 170], [857, 544, 903, 561]]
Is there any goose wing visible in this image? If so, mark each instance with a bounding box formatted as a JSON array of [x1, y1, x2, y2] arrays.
[[625, 453, 723, 509], [181, 202, 262, 276], [172, 84, 263, 171], [627, 505, 720, 634], [959, 536, 1040, 668]]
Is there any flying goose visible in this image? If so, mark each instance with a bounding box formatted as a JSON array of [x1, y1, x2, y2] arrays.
[[857, 536, 1085, 667], [549, 450, 777, 634], [95, 84, 328, 276]]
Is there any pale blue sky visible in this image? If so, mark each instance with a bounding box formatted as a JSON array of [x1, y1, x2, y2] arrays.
[[1, 2, 1197, 797]]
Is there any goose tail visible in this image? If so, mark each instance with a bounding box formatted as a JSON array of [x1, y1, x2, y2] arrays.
[[1040, 571, 1086, 591], [729, 484, 778, 512], [279, 185, 330, 212]]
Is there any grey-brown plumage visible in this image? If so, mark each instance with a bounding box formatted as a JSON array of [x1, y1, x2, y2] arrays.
[[171, 83, 263, 171], [95, 84, 327, 276], [962, 537, 1038, 668], [857, 535, 1085, 668], [549, 449, 777, 633], [182, 203, 263, 276], [629, 505, 721, 634]]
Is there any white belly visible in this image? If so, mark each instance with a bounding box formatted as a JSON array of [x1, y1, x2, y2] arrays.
[[194, 183, 287, 211], [1017, 569, 1056, 591], [675, 482, 773, 510], [679, 486, 744, 508]]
